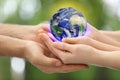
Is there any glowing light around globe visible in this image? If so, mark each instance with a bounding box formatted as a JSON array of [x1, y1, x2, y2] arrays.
[[50, 7, 87, 41]]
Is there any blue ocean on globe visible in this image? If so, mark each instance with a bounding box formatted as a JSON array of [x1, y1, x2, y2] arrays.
[[50, 7, 87, 41]]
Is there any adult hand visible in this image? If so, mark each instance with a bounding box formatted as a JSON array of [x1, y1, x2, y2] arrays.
[[0, 23, 88, 73], [24, 40, 88, 73], [62, 36, 120, 51], [39, 33, 89, 71], [39, 33, 97, 64], [40, 33, 120, 70], [22, 24, 88, 73], [63, 23, 120, 48], [47, 38, 120, 70], [90, 23, 120, 47]]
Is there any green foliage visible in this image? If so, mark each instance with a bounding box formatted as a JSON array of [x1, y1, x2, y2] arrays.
[[0, 57, 10, 80]]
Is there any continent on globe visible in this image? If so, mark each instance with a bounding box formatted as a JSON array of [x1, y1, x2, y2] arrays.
[[50, 7, 87, 41]]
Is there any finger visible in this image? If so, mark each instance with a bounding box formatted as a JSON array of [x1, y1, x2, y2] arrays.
[[86, 23, 120, 47], [29, 37, 62, 67], [36, 54, 62, 67], [62, 37, 79, 44], [31, 51, 62, 67], [47, 32, 58, 42], [39, 33, 70, 60], [87, 37, 120, 51], [39, 24, 50, 32], [63, 36, 120, 51], [39, 33, 60, 56], [39, 33, 54, 50], [51, 47, 71, 61], [38, 29, 47, 34], [53, 42, 72, 51]]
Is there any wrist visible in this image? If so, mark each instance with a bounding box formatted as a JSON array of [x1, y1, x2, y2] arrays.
[[100, 31, 120, 41], [15, 39, 27, 58], [86, 49, 104, 66], [0, 35, 26, 58], [9, 38, 27, 58], [13, 25, 35, 40], [0, 24, 37, 40], [88, 50, 114, 68], [97, 51, 120, 69], [23, 40, 37, 60], [17, 25, 42, 42]]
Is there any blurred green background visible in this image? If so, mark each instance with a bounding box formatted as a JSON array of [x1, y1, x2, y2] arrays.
[[0, 0, 120, 80]]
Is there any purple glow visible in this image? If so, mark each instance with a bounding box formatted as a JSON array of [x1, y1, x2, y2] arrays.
[[83, 23, 91, 37], [48, 25, 59, 42], [48, 23, 91, 42], [48, 24, 91, 42], [48, 32, 59, 42]]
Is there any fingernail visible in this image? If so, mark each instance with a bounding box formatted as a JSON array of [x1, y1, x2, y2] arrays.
[[56, 62, 62, 66]]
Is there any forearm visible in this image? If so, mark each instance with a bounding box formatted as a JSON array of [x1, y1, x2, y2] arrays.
[[90, 50, 120, 70], [101, 31, 120, 42], [0, 35, 25, 58], [96, 31, 120, 47], [0, 23, 34, 39]]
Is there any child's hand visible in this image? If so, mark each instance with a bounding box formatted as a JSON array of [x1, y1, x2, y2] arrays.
[[52, 42, 98, 64], [40, 33, 89, 68], [83, 23, 120, 47], [62, 36, 120, 51], [40, 33, 96, 64]]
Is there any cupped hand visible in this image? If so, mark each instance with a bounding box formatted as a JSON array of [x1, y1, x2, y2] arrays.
[[24, 40, 88, 73], [82, 23, 120, 47], [62, 36, 120, 51], [46, 39, 120, 70], [39, 33, 89, 69], [62, 23, 120, 50], [19, 24, 88, 73]]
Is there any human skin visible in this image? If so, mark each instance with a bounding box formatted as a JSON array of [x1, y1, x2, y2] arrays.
[[39, 23, 120, 70], [40, 33, 120, 70], [46, 23, 120, 51], [46, 23, 120, 48], [83, 24, 120, 47], [0, 24, 88, 73], [100, 30, 120, 42], [53, 42, 120, 70], [59, 24, 120, 69]]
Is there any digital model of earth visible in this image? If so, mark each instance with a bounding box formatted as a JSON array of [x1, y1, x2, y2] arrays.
[[50, 7, 87, 41]]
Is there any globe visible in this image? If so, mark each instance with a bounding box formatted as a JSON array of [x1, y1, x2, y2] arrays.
[[50, 7, 87, 41]]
